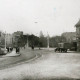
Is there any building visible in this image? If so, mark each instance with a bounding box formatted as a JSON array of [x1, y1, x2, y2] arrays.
[[75, 19, 80, 51], [0, 31, 5, 46], [0, 31, 13, 47], [12, 31, 23, 47], [62, 32, 76, 43]]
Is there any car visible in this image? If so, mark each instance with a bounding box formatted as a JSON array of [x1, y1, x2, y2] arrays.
[[0, 47, 7, 55]]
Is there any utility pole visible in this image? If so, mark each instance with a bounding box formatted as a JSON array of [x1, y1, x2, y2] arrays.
[[4, 31, 7, 54], [47, 32, 49, 49], [26, 35, 29, 48], [27, 38, 28, 48], [5, 31, 6, 49]]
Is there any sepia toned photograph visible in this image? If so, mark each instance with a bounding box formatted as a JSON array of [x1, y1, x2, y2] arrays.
[[0, 0, 80, 80]]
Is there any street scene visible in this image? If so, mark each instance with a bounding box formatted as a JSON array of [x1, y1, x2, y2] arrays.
[[0, 48, 80, 80], [0, 0, 80, 80]]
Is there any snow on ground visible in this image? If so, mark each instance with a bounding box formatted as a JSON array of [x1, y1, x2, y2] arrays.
[[0, 52, 80, 80]]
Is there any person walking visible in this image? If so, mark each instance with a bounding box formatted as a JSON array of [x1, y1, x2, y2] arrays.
[[16, 47, 20, 53], [31, 45, 34, 50]]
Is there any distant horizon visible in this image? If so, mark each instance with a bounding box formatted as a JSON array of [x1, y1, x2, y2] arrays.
[[0, 30, 76, 37]]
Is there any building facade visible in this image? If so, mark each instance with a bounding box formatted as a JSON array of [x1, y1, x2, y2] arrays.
[[0, 31, 5, 46], [75, 20, 80, 51], [62, 32, 76, 43], [0, 31, 13, 47], [12, 31, 23, 47]]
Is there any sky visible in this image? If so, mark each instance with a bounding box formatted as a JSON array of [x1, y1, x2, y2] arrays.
[[0, 0, 80, 37]]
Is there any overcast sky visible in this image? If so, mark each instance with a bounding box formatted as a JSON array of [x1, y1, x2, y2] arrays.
[[0, 0, 80, 36]]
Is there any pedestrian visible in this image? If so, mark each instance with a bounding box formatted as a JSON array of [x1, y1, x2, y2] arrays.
[[31, 45, 34, 50], [16, 47, 17, 53], [7, 47, 9, 52], [18, 47, 20, 53], [16, 47, 20, 53], [10, 47, 12, 52]]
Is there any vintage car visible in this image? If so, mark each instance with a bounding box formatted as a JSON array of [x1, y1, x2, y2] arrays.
[[0, 45, 7, 55]]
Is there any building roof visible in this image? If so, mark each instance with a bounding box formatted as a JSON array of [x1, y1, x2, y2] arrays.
[[75, 19, 80, 27]]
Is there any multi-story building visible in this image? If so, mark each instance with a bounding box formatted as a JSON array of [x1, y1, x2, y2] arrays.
[[62, 32, 76, 43], [75, 19, 80, 51], [0, 31, 13, 47], [12, 31, 23, 47]]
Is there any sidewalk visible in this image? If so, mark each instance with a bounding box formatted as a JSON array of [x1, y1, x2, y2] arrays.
[[4, 50, 21, 57]]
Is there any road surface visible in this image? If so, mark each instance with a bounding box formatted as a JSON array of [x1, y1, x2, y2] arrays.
[[0, 48, 38, 70], [0, 48, 80, 80]]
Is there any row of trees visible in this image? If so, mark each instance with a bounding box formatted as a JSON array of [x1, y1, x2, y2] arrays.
[[16, 31, 67, 48]]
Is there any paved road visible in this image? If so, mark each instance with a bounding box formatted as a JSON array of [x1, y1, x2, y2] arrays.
[[0, 48, 38, 70], [0, 49, 80, 80]]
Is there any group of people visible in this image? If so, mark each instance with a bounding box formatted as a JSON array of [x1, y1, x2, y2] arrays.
[[6, 47, 13, 53], [6, 47, 20, 53], [6, 44, 40, 54]]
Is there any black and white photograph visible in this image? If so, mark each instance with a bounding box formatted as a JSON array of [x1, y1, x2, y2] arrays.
[[0, 0, 80, 80]]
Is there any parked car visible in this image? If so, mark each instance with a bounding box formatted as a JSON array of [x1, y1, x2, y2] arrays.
[[0, 47, 7, 55]]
